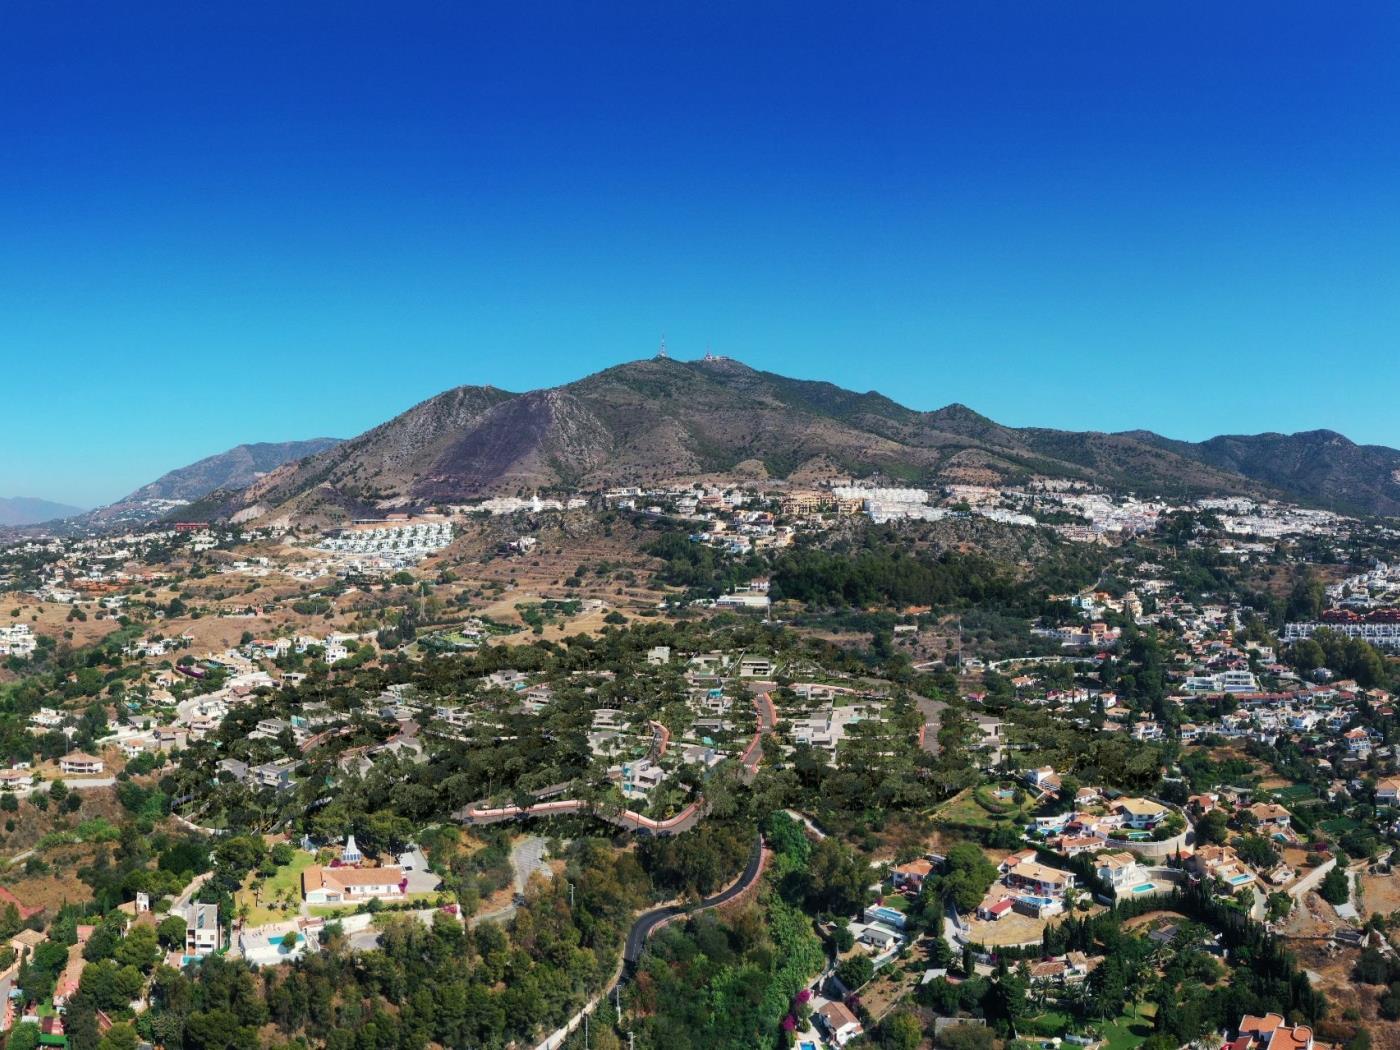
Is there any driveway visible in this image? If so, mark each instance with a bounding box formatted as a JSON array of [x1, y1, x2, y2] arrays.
[[67, 777, 116, 790], [511, 835, 552, 894], [914, 695, 946, 755]]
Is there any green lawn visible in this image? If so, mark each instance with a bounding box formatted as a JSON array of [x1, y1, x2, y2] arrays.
[[1020, 1009, 1073, 1036], [1099, 1003, 1158, 1050], [1319, 816, 1361, 835], [236, 850, 317, 926], [938, 790, 1028, 829]]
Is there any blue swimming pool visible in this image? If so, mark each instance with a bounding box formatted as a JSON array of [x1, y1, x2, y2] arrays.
[[1228, 873, 1254, 885], [1017, 894, 1056, 909], [1131, 882, 1155, 894]]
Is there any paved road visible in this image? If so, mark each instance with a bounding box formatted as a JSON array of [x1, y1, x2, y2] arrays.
[[624, 833, 764, 966], [534, 833, 766, 1050]]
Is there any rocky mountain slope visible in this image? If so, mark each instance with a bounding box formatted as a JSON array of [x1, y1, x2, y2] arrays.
[[66, 438, 343, 531], [187, 356, 1400, 524]]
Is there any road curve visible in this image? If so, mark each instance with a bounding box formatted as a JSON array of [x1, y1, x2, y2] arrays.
[[459, 692, 776, 836], [624, 832, 764, 966]]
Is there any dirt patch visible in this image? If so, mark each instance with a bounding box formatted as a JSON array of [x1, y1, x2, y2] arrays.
[[3, 844, 101, 915], [0, 598, 121, 655], [0, 783, 129, 859], [1361, 869, 1400, 920], [1289, 938, 1396, 1050], [962, 908, 1047, 947], [1279, 891, 1345, 939], [1122, 908, 1189, 932]]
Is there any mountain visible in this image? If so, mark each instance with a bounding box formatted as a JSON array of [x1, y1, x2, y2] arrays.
[[168, 358, 1400, 524], [0, 496, 86, 527], [201, 357, 1331, 524], [69, 438, 343, 531], [1120, 429, 1400, 518], [120, 439, 345, 503]]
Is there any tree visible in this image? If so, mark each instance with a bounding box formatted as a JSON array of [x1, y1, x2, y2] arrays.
[[114, 924, 160, 972], [934, 842, 999, 913], [98, 1023, 139, 1050], [158, 915, 189, 951], [1235, 834, 1277, 870], [1356, 946, 1391, 985], [836, 954, 875, 991], [1196, 809, 1230, 845], [5, 1023, 40, 1050], [1319, 866, 1350, 906], [807, 837, 869, 916], [939, 1024, 994, 1050], [880, 1011, 922, 1050]]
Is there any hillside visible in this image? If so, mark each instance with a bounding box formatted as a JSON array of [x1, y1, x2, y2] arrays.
[[66, 438, 344, 531], [161, 357, 1400, 525], [0, 496, 86, 526], [122, 438, 344, 502], [1122, 429, 1400, 517], [197, 358, 1284, 524]]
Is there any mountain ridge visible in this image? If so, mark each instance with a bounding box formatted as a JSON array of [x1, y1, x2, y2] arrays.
[[176, 357, 1400, 523], [59, 438, 346, 532], [0, 496, 87, 527]]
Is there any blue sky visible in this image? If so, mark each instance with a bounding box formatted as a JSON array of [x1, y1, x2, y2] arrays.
[[3, 2, 1399, 506]]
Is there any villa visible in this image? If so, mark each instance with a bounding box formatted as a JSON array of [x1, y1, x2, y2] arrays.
[[1005, 860, 1075, 898], [60, 751, 105, 775], [302, 865, 407, 904], [815, 1001, 864, 1046], [1112, 797, 1169, 829], [1094, 851, 1149, 895], [1186, 845, 1256, 892]]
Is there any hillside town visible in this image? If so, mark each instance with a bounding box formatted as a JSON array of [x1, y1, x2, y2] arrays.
[[1, 471, 1399, 1050]]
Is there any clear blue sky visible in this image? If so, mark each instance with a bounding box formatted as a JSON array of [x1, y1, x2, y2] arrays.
[[4, 2, 1399, 507]]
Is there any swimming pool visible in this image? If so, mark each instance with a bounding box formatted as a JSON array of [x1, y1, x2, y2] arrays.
[[1228, 873, 1254, 885], [868, 906, 906, 926], [1017, 894, 1057, 909], [1131, 882, 1155, 894]]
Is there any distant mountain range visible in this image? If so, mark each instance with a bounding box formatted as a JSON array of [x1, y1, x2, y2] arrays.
[[165, 358, 1400, 523], [1122, 429, 1400, 520], [0, 496, 87, 527], [61, 439, 343, 531]]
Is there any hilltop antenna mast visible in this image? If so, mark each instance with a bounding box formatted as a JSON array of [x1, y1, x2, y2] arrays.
[[656, 335, 669, 360]]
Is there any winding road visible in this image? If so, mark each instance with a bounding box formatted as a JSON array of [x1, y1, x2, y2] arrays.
[[623, 832, 765, 966], [458, 692, 776, 837], [533, 832, 766, 1050]]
